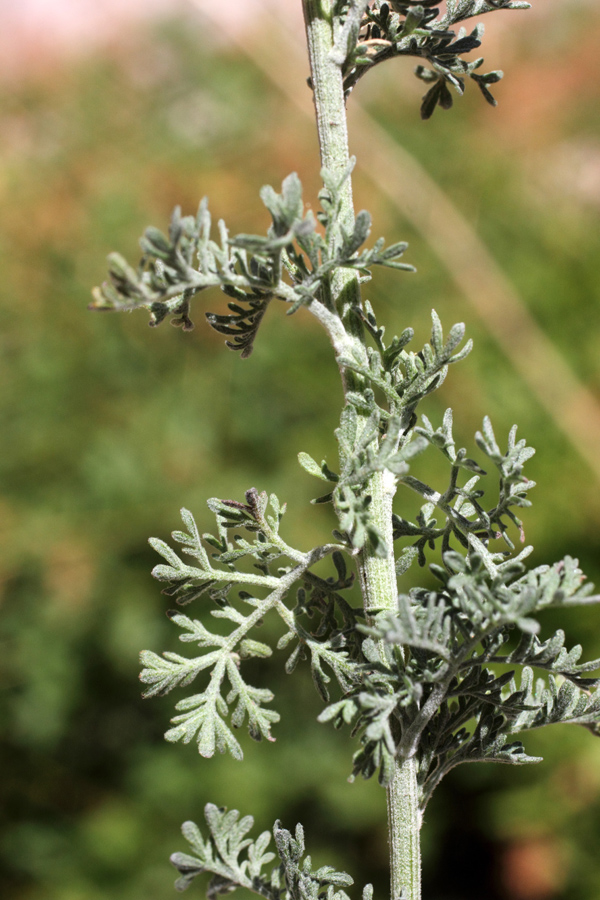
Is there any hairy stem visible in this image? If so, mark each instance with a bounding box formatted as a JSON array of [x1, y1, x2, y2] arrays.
[[301, 3, 421, 899], [356, 469, 398, 620], [387, 758, 422, 900], [302, 0, 362, 335]]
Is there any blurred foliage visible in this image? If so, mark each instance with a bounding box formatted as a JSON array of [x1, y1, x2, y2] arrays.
[[1, 7, 600, 900]]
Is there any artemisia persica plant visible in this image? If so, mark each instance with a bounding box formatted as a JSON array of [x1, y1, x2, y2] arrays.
[[91, 3, 600, 899]]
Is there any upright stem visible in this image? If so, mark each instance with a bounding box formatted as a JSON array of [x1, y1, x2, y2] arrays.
[[301, 3, 422, 900], [387, 758, 422, 900], [302, 0, 362, 333]]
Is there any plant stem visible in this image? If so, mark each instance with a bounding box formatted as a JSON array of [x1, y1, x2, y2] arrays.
[[301, 3, 422, 899], [301, 0, 361, 334], [387, 757, 422, 900]]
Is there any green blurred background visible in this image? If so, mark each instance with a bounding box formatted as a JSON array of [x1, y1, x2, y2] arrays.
[[2, 3, 600, 899]]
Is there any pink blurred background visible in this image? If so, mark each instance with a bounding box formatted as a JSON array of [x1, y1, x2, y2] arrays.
[[0, 0, 277, 79]]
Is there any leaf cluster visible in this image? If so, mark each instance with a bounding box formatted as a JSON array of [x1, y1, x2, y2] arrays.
[[90, 170, 412, 356], [140, 497, 363, 758], [331, 0, 530, 118], [295, 302, 536, 570], [342, 307, 472, 420], [296, 310, 473, 557], [323, 544, 600, 801], [392, 410, 536, 566], [170, 803, 371, 900]]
